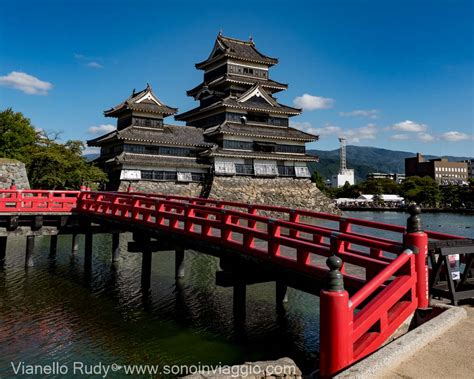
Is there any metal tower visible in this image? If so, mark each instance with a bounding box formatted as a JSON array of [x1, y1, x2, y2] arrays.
[[338, 137, 347, 172]]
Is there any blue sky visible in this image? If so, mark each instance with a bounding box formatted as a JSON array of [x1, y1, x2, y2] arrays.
[[0, 0, 472, 157]]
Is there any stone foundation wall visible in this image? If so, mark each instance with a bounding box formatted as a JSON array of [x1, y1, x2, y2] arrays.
[[209, 176, 340, 214], [0, 159, 30, 189], [119, 180, 203, 197]]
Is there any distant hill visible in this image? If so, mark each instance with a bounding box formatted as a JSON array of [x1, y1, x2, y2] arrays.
[[308, 146, 471, 183], [83, 146, 471, 184]]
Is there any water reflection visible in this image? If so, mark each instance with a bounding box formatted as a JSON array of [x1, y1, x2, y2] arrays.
[[0, 212, 471, 376]]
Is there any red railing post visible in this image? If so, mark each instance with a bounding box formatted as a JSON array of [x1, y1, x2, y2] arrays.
[[403, 204, 429, 310], [319, 255, 352, 378]]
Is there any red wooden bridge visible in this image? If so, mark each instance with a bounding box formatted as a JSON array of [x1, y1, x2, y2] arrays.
[[0, 188, 468, 377]]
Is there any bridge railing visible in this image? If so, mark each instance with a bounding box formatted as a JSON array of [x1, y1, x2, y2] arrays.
[[1, 189, 468, 377], [0, 190, 80, 212]]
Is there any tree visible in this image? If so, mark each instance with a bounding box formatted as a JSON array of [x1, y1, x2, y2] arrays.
[[0, 108, 37, 162], [400, 176, 441, 207], [0, 108, 107, 189], [27, 139, 107, 189]]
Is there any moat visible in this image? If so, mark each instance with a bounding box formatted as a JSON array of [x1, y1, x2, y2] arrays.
[[0, 211, 472, 377]]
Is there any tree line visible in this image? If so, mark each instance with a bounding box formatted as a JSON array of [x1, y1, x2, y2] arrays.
[[312, 171, 474, 209], [0, 108, 107, 189]]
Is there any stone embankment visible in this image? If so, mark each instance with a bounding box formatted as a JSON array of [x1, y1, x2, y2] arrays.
[[209, 177, 340, 214], [119, 177, 340, 215], [0, 159, 30, 189], [119, 180, 203, 197]]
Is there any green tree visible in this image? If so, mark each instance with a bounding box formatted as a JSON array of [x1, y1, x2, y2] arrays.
[[400, 176, 441, 207], [0, 108, 37, 162], [27, 139, 107, 189]]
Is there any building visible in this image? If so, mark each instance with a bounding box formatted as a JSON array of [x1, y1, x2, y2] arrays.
[[86, 34, 337, 213], [366, 172, 405, 183], [175, 33, 318, 178], [88, 84, 213, 193], [405, 153, 468, 185], [331, 137, 355, 187], [464, 160, 473, 179]]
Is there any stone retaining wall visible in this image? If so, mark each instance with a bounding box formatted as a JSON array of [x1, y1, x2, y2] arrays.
[[0, 159, 30, 189], [209, 176, 340, 214], [118, 176, 339, 215], [118, 180, 203, 197]]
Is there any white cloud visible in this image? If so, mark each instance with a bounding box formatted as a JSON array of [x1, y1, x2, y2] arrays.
[[339, 109, 379, 119], [417, 132, 435, 143], [291, 121, 377, 143], [390, 134, 410, 140], [0, 71, 53, 95], [293, 94, 334, 110], [83, 146, 100, 155], [440, 131, 472, 142], [88, 124, 116, 135], [342, 123, 378, 143], [75, 53, 104, 69], [87, 62, 103, 69], [391, 120, 427, 132]]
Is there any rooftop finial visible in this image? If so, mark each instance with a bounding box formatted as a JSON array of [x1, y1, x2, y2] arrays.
[[146, 82, 151, 90], [218, 29, 222, 36], [249, 35, 253, 43], [132, 88, 136, 96]]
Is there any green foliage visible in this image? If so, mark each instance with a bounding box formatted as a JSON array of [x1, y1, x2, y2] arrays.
[[27, 139, 107, 189], [0, 108, 37, 162], [0, 108, 107, 189], [325, 176, 473, 209]]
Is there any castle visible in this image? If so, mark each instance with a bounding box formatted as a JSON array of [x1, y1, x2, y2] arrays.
[[88, 34, 336, 212]]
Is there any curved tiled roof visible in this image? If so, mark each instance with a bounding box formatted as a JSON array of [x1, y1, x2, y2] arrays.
[[87, 125, 213, 148], [196, 34, 278, 69], [104, 84, 178, 117], [203, 121, 318, 142]]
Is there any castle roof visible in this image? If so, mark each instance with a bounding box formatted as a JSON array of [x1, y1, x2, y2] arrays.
[[87, 125, 212, 148], [203, 121, 318, 142], [104, 84, 178, 117], [195, 34, 278, 69], [187, 74, 288, 98]]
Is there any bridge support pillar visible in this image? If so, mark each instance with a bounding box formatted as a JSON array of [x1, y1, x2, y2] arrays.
[[71, 233, 79, 255], [175, 248, 185, 279], [84, 233, 93, 270], [276, 281, 288, 305], [49, 235, 58, 259], [233, 283, 246, 321], [25, 235, 35, 267], [112, 233, 120, 262], [141, 249, 152, 290], [0, 236, 7, 268]]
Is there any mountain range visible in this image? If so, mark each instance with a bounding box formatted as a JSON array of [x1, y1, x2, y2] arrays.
[[84, 146, 472, 184], [307, 146, 472, 183]]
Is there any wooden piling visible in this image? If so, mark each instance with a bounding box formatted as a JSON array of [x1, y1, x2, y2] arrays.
[[49, 235, 58, 259], [84, 233, 93, 270], [276, 281, 289, 304], [0, 236, 7, 267], [25, 235, 35, 267], [112, 233, 120, 262], [71, 233, 79, 255], [233, 283, 246, 321], [175, 248, 185, 278], [141, 248, 152, 290]]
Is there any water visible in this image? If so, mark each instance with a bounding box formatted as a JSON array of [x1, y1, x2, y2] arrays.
[[0, 212, 472, 377]]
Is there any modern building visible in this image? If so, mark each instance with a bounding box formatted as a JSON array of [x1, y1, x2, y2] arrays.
[[175, 33, 318, 179], [366, 172, 405, 183], [405, 153, 468, 185], [87, 85, 213, 191], [464, 160, 473, 179]]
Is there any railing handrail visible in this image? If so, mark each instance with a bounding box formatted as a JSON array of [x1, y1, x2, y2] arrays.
[[349, 249, 413, 309]]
